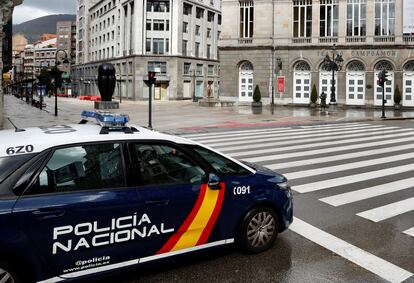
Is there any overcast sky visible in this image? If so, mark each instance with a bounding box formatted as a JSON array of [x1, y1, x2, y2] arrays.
[[13, 0, 76, 24]]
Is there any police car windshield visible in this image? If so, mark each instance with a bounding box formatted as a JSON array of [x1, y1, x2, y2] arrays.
[[0, 155, 35, 184]]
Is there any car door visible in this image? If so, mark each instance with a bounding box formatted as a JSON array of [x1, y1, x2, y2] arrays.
[[12, 142, 144, 279], [129, 142, 227, 259]]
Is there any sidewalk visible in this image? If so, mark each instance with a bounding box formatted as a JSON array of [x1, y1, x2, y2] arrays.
[[3, 94, 414, 133]]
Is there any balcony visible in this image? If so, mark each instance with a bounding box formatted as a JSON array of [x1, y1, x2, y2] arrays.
[[345, 36, 366, 43], [238, 38, 252, 44], [373, 36, 395, 43], [292, 38, 311, 44], [319, 37, 338, 44], [403, 35, 414, 43]]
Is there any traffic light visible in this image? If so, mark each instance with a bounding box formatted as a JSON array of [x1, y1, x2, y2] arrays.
[[148, 71, 156, 85], [377, 70, 388, 87]]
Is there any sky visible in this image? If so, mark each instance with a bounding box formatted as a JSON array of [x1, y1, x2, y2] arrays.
[[13, 0, 76, 24]]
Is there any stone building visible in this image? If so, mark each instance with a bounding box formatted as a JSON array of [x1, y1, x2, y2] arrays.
[[72, 0, 221, 100], [57, 21, 77, 74], [1, 0, 22, 128], [220, 0, 414, 107]]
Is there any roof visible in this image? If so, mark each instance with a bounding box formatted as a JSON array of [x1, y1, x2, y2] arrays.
[[0, 124, 196, 158]]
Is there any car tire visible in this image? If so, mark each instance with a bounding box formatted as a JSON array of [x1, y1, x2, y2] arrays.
[[238, 206, 279, 253], [0, 260, 21, 283]]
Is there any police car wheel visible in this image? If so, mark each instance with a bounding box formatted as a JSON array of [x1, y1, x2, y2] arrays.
[[239, 207, 278, 253], [0, 261, 20, 283]]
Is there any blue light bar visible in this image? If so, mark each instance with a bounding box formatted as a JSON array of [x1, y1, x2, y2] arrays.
[[81, 111, 129, 127]]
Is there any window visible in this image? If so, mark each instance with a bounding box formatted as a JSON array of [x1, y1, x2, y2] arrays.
[[134, 144, 205, 186], [29, 144, 125, 195], [239, 1, 254, 38], [196, 63, 203, 75], [375, 0, 395, 36], [193, 146, 251, 175], [207, 44, 211, 59], [293, 0, 312, 37], [207, 28, 212, 38], [153, 38, 165, 54], [183, 22, 189, 33], [195, 42, 200, 57], [184, 3, 192, 15], [147, 1, 170, 12], [146, 20, 152, 30], [148, 61, 167, 74], [182, 40, 188, 56], [196, 7, 204, 18], [153, 20, 165, 30], [184, 62, 191, 74], [208, 11, 215, 22], [0, 155, 35, 185], [347, 0, 366, 36], [320, 0, 338, 37], [208, 65, 214, 75], [195, 25, 201, 36]]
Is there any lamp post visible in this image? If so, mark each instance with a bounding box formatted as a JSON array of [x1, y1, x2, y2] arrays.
[[322, 44, 344, 108], [191, 69, 196, 102], [54, 49, 70, 116]]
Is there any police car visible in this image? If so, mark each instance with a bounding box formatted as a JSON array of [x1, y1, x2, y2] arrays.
[[0, 111, 293, 283]]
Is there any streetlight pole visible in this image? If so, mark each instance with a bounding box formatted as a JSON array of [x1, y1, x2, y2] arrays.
[[54, 49, 70, 117], [192, 69, 196, 102], [323, 44, 344, 109]]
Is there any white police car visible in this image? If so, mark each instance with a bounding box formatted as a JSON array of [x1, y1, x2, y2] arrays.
[[0, 112, 292, 283]]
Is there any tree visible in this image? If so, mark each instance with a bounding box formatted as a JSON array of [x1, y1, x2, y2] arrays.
[[253, 85, 261, 103]]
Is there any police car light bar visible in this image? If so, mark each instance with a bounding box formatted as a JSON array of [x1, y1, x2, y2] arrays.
[[81, 111, 129, 128]]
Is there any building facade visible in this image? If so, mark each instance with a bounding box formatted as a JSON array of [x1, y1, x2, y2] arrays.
[[72, 0, 221, 100], [1, 0, 22, 129], [220, 0, 414, 107], [57, 21, 77, 74]]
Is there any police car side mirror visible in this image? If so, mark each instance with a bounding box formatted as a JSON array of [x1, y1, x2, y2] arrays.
[[208, 173, 221, 190]]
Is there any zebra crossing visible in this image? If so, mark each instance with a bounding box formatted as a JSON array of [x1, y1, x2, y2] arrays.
[[181, 122, 414, 239]]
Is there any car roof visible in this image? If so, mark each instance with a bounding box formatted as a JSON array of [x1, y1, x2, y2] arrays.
[[0, 124, 196, 158]]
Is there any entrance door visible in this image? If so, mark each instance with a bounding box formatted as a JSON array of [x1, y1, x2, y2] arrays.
[[403, 72, 414, 107], [196, 81, 203, 100], [374, 71, 394, 106], [239, 61, 254, 102], [293, 72, 311, 104], [183, 81, 191, 99], [346, 72, 365, 105], [319, 71, 337, 103], [154, 83, 168, 100]]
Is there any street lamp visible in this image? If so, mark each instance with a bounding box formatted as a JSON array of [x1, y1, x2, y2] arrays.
[[190, 68, 196, 102], [54, 49, 70, 116], [323, 44, 344, 105]]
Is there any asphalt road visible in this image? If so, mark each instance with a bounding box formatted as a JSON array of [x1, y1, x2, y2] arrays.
[[103, 120, 414, 283]]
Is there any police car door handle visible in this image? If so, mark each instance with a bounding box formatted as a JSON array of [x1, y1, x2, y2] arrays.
[[144, 200, 169, 206], [32, 208, 66, 219]]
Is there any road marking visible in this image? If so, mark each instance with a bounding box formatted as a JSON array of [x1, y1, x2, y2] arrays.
[[356, 197, 414, 222], [403, 227, 414, 237], [289, 217, 413, 283], [235, 132, 414, 162], [284, 152, 414, 180], [292, 164, 414, 193], [319, 179, 414, 206], [189, 124, 380, 142], [205, 126, 395, 149], [181, 122, 365, 138], [267, 143, 414, 170]]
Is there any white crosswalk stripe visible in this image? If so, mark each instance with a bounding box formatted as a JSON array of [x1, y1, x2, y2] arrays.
[[356, 197, 414, 222], [181, 122, 414, 239]]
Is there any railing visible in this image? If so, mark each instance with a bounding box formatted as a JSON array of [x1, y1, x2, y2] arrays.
[[403, 35, 414, 42], [319, 37, 338, 43], [345, 36, 366, 43], [238, 38, 253, 44], [373, 36, 395, 43], [292, 38, 311, 44]]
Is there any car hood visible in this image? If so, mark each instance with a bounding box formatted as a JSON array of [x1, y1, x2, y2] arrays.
[[241, 160, 287, 182]]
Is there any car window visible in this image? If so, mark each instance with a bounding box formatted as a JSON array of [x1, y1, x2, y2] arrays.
[[134, 144, 206, 186], [193, 146, 251, 175], [0, 154, 35, 184], [28, 143, 125, 195]]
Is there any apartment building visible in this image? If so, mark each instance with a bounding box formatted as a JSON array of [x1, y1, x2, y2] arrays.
[[72, 0, 221, 100], [57, 21, 77, 74]]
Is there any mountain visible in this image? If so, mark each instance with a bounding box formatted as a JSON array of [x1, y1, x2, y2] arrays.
[[13, 14, 76, 43]]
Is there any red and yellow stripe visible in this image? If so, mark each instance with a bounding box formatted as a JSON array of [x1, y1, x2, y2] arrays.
[[157, 183, 225, 254]]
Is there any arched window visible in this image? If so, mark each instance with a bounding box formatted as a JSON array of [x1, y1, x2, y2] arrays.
[[293, 61, 311, 104], [239, 61, 254, 102], [319, 62, 337, 103], [346, 60, 365, 105], [374, 60, 394, 106], [403, 61, 414, 106]]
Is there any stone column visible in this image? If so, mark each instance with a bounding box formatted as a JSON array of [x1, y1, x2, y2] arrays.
[[366, 0, 374, 43], [395, 0, 403, 44]]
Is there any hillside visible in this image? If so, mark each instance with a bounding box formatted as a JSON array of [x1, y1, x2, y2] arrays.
[[13, 14, 76, 43]]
